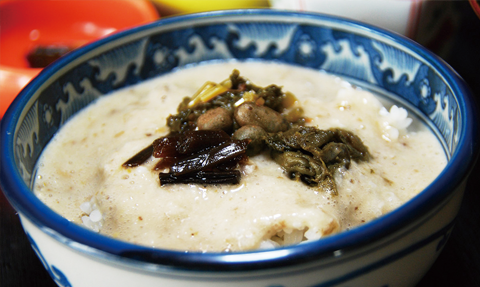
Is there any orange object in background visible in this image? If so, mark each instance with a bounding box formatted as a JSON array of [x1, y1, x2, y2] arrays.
[[470, 0, 480, 19], [0, 0, 159, 118]]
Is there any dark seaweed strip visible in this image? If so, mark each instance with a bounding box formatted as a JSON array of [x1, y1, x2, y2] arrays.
[[152, 136, 180, 158], [170, 140, 249, 175], [214, 154, 249, 171], [159, 170, 241, 185], [176, 130, 231, 154], [153, 157, 181, 171], [122, 144, 153, 167], [152, 130, 231, 158]]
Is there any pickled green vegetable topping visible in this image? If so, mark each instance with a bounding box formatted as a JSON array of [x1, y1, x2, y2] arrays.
[[266, 127, 370, 195], [123, 70, 370, 193], [166, 69, 303, 134]]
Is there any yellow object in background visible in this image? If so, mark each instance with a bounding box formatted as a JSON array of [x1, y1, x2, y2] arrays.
[[151, 0, 270, 16]]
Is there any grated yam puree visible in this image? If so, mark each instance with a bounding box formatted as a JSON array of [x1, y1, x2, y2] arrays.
[[33, 62, 447, 252]]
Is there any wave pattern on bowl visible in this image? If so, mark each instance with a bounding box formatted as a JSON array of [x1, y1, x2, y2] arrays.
[[13, 17, 459, 189]]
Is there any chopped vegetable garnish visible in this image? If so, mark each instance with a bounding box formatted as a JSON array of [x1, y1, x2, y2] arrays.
[[187, 80, 231, 108], [122, 70, 370, 193]]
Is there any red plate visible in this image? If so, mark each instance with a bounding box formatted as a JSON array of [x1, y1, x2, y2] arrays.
[[0, 0, 159, 118]]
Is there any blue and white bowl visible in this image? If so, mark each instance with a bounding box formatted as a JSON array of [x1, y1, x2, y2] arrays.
[[1, 10, 478, 287]]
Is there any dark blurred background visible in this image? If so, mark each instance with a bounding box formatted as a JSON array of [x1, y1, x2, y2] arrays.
[[1, 1, 480, 286]]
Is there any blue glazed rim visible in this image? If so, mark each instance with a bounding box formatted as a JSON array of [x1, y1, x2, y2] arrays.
[[1, 9, 479, 272]]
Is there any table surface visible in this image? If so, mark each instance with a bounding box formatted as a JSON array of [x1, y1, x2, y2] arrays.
[[2, 2, 480, 286]]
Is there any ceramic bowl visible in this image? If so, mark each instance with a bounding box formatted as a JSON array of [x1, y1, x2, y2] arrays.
[[1, 10, 478, 287]]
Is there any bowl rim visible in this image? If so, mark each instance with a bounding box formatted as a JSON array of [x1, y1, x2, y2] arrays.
[[1, 9, 479, 272]]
